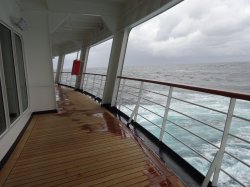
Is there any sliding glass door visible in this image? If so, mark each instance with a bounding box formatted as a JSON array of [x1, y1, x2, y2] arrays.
[[0, 23, 20, 123], [14, 34, 28, 111], [0, 82, 6, 134]]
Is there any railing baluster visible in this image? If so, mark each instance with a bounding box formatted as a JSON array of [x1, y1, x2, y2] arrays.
[[212, 98, 236, 186], [128, 81, 144, 124], [67, 73, 70, 86], [118, 79, 126, 110], [83, 74, 89, 91], [92, 75, 96, 93], [159, 87, 173, 141], [97, 76, 104, 98], [76, 74, 249, 186], [202, 98, 236, 187]]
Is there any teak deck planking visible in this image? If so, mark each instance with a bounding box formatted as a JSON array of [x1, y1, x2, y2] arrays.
[[0, 86, 184, 187]]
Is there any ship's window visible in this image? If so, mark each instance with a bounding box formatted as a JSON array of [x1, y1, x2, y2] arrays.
[[0, 81, 6, 135], [0, 23, 20, 123], [14, 34, 28, 111]]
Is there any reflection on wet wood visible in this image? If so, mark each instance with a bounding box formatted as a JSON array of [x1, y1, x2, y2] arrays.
[[0, 86, 184, 187]]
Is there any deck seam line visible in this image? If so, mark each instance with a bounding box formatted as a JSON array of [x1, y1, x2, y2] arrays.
[[0, 116, 38, 186]]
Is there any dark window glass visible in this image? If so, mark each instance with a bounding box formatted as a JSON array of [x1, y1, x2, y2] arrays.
[[0, 82, 6, 134], [0, 23, 20, 123], [15, 34, 28, 111]]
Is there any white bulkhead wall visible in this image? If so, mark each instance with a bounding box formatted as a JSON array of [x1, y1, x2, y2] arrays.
[[0, 0, 56, 162], [22, 10, 56, 112], [0, 0, 31, 162]]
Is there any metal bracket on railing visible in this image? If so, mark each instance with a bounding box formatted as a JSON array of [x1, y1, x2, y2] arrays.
[[159, 87, 173, 141], [128, 81, 144, 125], [202, 98, 236, 187]]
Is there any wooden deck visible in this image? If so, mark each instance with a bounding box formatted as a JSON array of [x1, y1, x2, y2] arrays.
[[0, 86, 184, 187]]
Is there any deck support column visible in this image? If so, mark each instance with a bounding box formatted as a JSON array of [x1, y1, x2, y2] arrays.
[[102, 28, 131, 106], [55, 54, 65, 84], [75, 46, 90, 90]]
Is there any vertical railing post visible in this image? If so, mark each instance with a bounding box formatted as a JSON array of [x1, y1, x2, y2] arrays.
[[65, 73, 67, 85], [212, 98, 236, 185], [71, 75, 75, 87], [92, 75, 96, 94], [117, 79, 126, 110], [128, 81, 144, 124], [83, 74, 89, 91], [202, 98, 236, 187], [159, 87, 173, 141], [67, 73, 70, 85], [97, 76, 104, 98], [70, 74, 73, 86]]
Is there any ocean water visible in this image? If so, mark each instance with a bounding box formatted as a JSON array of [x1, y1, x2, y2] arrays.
[[87, 62, 250, 186]]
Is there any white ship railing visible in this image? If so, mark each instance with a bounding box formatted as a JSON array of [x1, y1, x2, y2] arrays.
[[58, 71, 250, 186], [82, 73, 107, 100], [59, 72, 76, 87], [114, 76, 250, 187]]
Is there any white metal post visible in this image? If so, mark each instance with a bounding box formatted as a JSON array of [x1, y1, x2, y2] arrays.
[[212, 98, 236, 185], [202, 98, 236, 187], [97, 76, 103, 98], [117, 79, 126, 109], [66, 73, 70, 86], [128, 81, 144, 123], [159, 87, 173, 141], [201, 151, 220, 187], [83, 75, 89, 91], [92, 75, 96, 94], [71, 75, 75, 87]]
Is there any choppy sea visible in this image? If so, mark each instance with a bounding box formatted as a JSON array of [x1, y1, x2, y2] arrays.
[[86, 62, 250, 187]]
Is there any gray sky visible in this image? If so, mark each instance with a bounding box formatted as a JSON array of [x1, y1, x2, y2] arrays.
[[57, 0, 250, 69], [86, 39, 112, 69], [125, 0, 250, 66]]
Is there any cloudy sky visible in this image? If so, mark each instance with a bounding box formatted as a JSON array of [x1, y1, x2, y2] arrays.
[[58, 0, 250, 69]]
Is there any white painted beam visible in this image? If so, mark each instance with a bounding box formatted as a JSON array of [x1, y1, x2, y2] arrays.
[[119, 0, 183, 29], [46, 0, 121, 17], [102, 28, 131, 105], [48, 12, 69, 33]]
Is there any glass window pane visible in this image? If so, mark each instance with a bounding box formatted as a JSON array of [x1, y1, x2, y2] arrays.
[[0, 23, 20, 123], [15, 34, 28, 111], [0, 82, 6, 134]]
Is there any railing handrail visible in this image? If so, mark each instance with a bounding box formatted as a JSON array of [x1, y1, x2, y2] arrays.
[[83, 73, 107, 77], [117, 76, 250, 101], [61, 71, 71, 73]]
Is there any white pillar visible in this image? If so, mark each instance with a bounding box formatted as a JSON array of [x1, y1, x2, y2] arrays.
[[102, 28, 131, 105], [55, 54, 65, 84], [75, 46, 90, 90]]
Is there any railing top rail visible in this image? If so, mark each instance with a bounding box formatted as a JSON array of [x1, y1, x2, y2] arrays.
[[117, 76, 250, 101], [83, 73, 107, 77], [61, 71, 71, 73]]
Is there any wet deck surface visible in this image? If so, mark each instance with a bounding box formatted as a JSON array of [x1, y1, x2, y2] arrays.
[[0, 86, 184, 187]]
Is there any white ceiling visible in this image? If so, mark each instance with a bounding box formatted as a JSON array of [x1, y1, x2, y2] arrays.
[[18, 0, 127, 55], [18, 0, 182, 56]]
